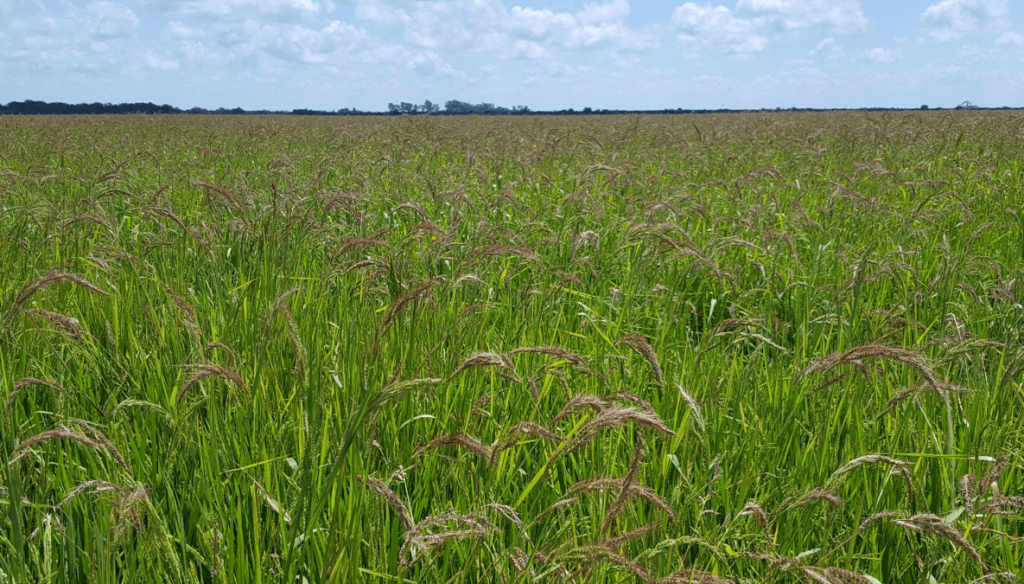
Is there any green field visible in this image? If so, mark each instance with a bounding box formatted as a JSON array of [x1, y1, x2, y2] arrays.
[[1, 112, 1023, 583]]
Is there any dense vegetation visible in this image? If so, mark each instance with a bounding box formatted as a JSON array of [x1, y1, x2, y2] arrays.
[[1, 99, 999, 116], [1, 112, 1022, 583]]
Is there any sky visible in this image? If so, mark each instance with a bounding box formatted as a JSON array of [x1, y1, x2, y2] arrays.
[[1, 0, 1022, 111]]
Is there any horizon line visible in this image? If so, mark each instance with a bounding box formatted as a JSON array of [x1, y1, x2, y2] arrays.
[[0, 99, 1015, 116]]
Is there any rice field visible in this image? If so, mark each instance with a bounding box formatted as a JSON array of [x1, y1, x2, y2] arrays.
[[1, 111, 1023, 583]]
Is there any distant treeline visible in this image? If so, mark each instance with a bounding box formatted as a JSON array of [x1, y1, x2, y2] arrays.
[[0, 99, 1012, 116]]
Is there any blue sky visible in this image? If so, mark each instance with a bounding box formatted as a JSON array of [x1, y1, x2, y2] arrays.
[[1, 0, 1021, 111]]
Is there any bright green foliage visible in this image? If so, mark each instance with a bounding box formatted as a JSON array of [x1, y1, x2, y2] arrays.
[[1, 112, 1022, 583]]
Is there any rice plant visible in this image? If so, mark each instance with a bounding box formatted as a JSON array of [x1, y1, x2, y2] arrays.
[[0, 111, 1022, 582]]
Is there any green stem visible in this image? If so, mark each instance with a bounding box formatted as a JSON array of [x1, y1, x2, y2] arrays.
[[2, 413, 26, 582], [284, 375, 376, 582], [945, 398, 956, 510]]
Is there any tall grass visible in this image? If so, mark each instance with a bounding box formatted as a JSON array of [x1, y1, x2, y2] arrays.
[[0, 111, 1022, 582]]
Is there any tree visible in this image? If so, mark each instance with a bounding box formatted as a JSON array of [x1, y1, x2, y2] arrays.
[[444, 100, 473, 114]]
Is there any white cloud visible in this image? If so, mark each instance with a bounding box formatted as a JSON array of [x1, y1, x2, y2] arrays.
[[513, 39, 548, 60], [561, 0, 654, 51], [921, 0, 1008, 41], [735, 0, 867, 34], [408, 51, 462, 77], [996, 31, 1024, 47], [358, 0, 497, 51], [164, 18, 371, 67], [359, 0, 506, 50], [145, 0, 335, 20], [810, 38, 899, 65], [860, 47, 899, 64], [86, 1, 141, 41], [0, 1, 142, 71], [355, 0, 655, 59], [672, 0, 865, 58], [956, 43, 982, 59], [507, 6, 577, 40], [144, 0, 658, 65], [353, 44, 406, 65], [810, 36, 843, 58], [547, 62, 594, 79], [671, 3, 768, 56], [265, 20, 369, 64], [578, 0, 631, 24], [940, 64, 965, 81], [145, 53, 180, 70], [352, 1, 412, 26]]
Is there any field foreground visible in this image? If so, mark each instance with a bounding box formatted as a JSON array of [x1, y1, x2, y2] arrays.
[[1, 112, 1023, 583]]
